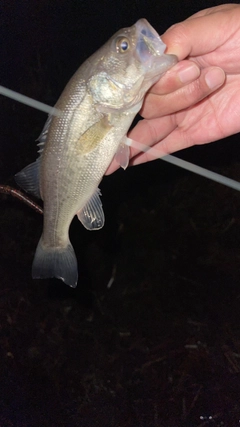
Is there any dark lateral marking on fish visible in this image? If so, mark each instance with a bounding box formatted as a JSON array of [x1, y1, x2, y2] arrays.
[[77, 117, 112, 155], [0, 185, 43, 215]]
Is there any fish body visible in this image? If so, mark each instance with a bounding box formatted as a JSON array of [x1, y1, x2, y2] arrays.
[[15, 19, 177, 287]]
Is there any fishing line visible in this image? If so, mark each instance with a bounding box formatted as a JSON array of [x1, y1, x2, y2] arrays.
[[126, 139, 240, 192], [0, 85, 61, 117], [1, 84, 240, 192]]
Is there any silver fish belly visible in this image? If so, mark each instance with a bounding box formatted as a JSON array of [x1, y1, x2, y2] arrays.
[[15, 19, 177, 287]]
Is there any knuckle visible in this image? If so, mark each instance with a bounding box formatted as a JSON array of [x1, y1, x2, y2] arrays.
[[183, 77, 207, 104], [164, 22, 190, 48], [145, 120, 160, 144]]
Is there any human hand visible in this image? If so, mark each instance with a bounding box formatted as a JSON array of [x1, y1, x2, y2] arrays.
[[107, 4, 240, 173]]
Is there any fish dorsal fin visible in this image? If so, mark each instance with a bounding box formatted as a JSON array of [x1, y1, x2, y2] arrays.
[[14, 115, 53, 198], [77, 188, 104, 230], [37, 114, 53, 153], [15, 158, 41, 199]]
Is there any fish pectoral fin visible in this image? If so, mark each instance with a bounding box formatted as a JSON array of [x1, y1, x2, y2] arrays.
[[77, 188, 104, 230], [114, 137, 130, 170], [77, 117, 112, 155], [15, 158, 41, 199]]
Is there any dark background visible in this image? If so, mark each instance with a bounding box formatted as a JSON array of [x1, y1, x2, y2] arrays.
[[1, 1, 240, 426]]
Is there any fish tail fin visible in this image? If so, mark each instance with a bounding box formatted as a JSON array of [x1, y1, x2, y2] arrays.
[[32, 237, 78, 288]]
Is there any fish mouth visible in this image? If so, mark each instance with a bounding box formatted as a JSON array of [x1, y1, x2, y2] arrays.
[[134, 19, 177, 77]]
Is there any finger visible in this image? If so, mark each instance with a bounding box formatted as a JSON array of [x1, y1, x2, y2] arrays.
[[161, 5, 240, 60], [105, 158, 120, 175], [128, 115, 177, 161], [132, 73, 240, 166], [141, 67, 225, 118], [105, 115, 177, 175], [150, 60, 200, 95], [186, 3, 238, 20], [130, 119, 215, 166], [130, 99, 224, 167], [129, 121, 204, 167], [106, 67, 225, 174]]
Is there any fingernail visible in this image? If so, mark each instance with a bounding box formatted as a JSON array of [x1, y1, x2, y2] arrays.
[[205, 68, 225, 89], [178, 64, 200, 83]]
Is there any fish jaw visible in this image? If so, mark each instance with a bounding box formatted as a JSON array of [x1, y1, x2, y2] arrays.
[[133, 19, 178, 85], [87, 19, 177, 113]]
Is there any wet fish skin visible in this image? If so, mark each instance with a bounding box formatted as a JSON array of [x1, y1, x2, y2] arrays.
[[15, 19, 177, 287]]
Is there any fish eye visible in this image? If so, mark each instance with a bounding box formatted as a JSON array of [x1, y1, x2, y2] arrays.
[[116, 37, 130, 53]]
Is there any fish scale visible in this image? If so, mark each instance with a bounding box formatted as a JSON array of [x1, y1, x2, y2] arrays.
[[14, 19, 177, 287], [0, 20, 239, 287]]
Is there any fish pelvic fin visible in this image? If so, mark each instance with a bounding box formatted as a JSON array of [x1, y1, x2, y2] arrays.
[[32, 237, 78, 288], [114, 137, 130, 170]]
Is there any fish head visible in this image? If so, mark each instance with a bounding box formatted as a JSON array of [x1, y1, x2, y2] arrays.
[[88, 19, 178, 112]]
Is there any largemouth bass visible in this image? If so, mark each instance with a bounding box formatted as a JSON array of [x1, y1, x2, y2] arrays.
[[15, 19, 177, 288]]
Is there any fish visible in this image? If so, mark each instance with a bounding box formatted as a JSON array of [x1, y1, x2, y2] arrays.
[[15, 19, 177, 288]]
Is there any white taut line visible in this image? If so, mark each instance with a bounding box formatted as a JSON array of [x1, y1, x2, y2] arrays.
[[127, 140, 240, 192], [1, 84, 240, 192], [0, 85, 61, 116]]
